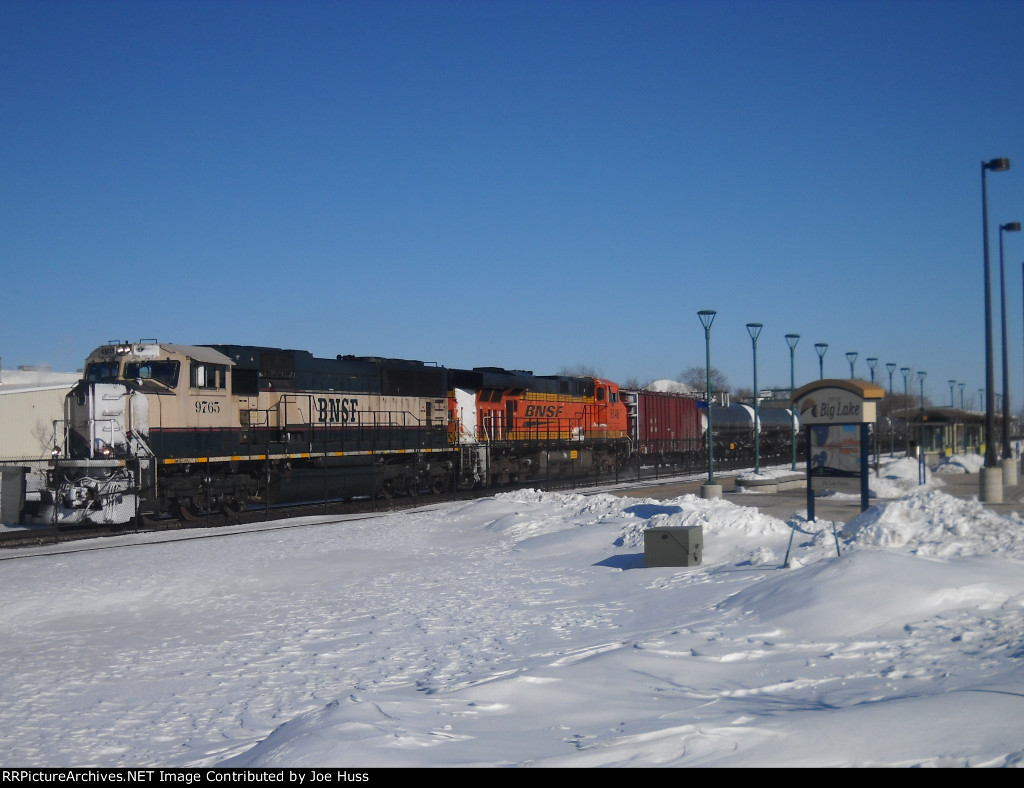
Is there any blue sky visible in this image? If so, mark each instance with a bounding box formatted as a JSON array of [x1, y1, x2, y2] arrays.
[[3, 0, 1023, 407]]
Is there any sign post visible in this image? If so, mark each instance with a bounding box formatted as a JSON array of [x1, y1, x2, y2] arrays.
[[793, 378, 884, 524]]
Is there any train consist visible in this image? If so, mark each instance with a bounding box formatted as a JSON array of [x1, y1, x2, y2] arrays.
[[34, 341, 800, 526]]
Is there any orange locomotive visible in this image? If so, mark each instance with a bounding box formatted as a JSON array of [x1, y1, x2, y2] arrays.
[[448, 367, 629, 486]]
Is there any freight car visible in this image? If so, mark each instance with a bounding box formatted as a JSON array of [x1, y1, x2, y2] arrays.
[[621, 388, 800, 469], [35, 341, 631, 525]]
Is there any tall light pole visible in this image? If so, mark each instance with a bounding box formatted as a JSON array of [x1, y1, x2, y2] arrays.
[[698, 310, 720, 498], [901, 367, 911, 455], [948, 379, 956, 407], [866, 357, 878, 383], [746, 323, 763, 474], [815, 343, 828, 379], [846, 352, 858, 379], [959, 382, 967, 452], [999, 221, 1020, 464], [886, 362, 897, 457], [786, 334, 800, 471], [982, 158, 1010, 483], [918, 370, 927, 484]]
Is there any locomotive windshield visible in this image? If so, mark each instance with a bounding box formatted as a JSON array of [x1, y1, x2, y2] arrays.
[[124, 360, 180, 388], [85, 361, 120, 381]]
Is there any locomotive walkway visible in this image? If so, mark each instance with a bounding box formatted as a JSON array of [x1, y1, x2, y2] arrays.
[[607, 467, 1024, 524]]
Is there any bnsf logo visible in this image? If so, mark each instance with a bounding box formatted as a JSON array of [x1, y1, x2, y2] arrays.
[[523, 404, 564, 418], [317, 397, 359, 424]]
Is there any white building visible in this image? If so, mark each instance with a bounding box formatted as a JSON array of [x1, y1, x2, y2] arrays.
[[0, 368, 79, 461]]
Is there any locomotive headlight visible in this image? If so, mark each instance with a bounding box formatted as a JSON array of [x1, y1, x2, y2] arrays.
[[100, 444, 113, 457], [51, 445, 61, 458]]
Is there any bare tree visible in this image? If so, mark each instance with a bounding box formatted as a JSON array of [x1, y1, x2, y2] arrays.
[[557, 364, 603, 377], [678, 365, 729, 395]]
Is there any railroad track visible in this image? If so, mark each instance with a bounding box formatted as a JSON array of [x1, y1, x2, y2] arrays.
[[0, 453, 760, 551]]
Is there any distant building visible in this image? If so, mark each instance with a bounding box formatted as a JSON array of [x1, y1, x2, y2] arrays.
[[0, 367, 80, 461]]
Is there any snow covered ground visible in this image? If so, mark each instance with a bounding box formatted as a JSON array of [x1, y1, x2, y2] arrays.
[[2, 456, 1023, 768]]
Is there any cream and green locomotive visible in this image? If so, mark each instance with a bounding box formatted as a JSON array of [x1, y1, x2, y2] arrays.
[[41, 341, 451, 524]]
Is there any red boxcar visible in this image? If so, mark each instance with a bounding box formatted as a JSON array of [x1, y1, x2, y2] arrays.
[[622, 389, 703, 458]]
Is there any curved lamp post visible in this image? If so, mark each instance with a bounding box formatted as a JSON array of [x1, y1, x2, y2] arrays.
[[786, 333, 800, 471], [846, 351, 858, 379], [746, 323, 763, 474], [698, 310, 720, 498], [815, 343, 828, 379]]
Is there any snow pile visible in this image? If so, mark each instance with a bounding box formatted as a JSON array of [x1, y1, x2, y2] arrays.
[[3, 455, 1024, 768]]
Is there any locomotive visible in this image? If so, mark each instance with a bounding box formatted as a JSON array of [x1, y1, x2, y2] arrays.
[[35, 340, 800, 526], [37, 341, 631, 525]]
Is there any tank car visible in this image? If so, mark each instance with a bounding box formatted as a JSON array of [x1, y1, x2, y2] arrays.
[[710, 403, 801, 461]]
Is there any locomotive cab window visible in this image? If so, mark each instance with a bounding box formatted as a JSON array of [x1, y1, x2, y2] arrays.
[[85, 362, 120, 381], [190, 361, 227, 390], [124, 360, 180, 388]]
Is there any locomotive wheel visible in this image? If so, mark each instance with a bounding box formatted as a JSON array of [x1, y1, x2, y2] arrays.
[[430, 477, 446, 495], [177, 500, 199, 521]]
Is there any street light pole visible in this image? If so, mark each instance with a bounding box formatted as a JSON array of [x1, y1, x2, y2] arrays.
[[746, 323, 763, 474], [698, 310, 720, 499], [815, 343, 828, 379], [786, 334, 800, 471], [999, 222, 1020, 468], [846, 352, 858, 379], [981, 159, 1010, 502], [886, 362, 897, 458], [901, 367, 911, 456], [866, 357, 878, 383], [918, 370, 927, 484]]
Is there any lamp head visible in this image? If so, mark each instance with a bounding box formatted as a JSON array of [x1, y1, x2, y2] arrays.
[[984, 158, 1010, 172], [1001, 222, 1021, 232], [697, 310, 717, 329], [814, 343, 828, 357], [745, 322, 763, 341], [785, 333, 800, 349]]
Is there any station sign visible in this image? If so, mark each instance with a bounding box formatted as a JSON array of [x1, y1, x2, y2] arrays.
[[795, 381, 883, 425], [792, 379, 885, 528]]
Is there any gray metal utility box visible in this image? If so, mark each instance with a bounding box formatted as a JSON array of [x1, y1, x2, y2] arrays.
[[0, 466, 28, 526], [644, 525, 703, 567]]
